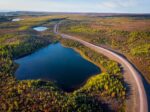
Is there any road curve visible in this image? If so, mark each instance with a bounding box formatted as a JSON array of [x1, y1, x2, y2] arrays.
[[54, 23, 148, 112]]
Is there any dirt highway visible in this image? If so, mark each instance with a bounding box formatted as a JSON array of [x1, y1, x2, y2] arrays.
[[54, 23, 148, 112]]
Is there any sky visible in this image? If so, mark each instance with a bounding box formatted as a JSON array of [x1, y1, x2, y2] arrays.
[[0, 0, 150, 13]]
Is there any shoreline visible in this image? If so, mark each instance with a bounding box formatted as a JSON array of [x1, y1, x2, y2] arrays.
[[13, 41, 103, 93]]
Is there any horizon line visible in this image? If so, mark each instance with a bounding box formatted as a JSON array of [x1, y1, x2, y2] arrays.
[[0, 10, 150, 15]]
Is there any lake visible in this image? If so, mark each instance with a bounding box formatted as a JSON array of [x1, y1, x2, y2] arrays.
[[33, 26, 48, 32], [15, 43, 100, 91]]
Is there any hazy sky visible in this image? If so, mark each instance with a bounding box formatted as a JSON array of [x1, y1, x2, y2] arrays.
[[0, 0, 150, 13]]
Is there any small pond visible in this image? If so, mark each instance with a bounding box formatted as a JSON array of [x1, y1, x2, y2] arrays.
[[33, 26, 48, 32], [15, 43, 100, 91], [12, 18, 23, 22]]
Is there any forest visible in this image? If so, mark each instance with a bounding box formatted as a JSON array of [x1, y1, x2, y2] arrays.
[[0, 15, 136, 112]]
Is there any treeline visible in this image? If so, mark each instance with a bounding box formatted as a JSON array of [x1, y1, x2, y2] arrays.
[[0, 34, 56, 73]]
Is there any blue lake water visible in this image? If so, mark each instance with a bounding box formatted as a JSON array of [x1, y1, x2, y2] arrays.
[[33, 26, 48, 32], [15, 43, 100, 91]]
